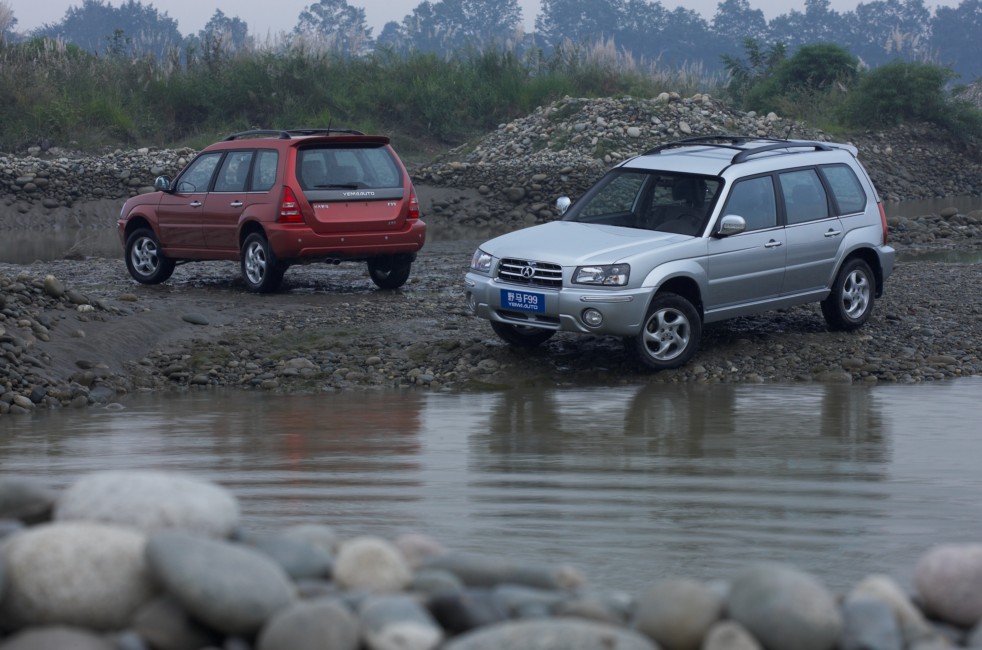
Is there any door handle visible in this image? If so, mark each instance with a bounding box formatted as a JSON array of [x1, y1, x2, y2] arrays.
[[189, 201, 202, 207], [824, 229, 842, 238], [230, 201, 243, 207], [764, 240, 783, 248]]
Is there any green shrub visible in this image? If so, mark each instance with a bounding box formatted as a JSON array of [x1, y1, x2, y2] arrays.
[[842, 60, 955, 128]]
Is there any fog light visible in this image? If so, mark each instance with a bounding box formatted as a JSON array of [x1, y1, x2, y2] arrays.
[[582, 308, 604, 327]]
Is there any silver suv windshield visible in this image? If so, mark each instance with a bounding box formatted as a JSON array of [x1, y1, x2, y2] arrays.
[[563, 169, 723, 236]]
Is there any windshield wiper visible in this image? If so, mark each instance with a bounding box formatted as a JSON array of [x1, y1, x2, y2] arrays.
[[315, 183, 361, 189]]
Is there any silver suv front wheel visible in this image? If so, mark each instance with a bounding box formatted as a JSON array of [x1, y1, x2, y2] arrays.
[[634, 293, 702, 371]]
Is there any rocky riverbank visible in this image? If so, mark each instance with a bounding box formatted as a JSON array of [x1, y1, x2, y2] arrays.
[[1, 217, 982, 417], [2, 469, 981, 650]]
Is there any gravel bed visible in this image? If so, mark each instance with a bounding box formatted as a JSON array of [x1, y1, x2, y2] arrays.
[[2, 222, 981, 416]]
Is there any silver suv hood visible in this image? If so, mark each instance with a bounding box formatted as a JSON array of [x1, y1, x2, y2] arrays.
[[481, 221, 689, 265]]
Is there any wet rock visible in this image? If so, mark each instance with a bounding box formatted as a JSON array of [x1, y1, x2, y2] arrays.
[[428, 589, 508, 635], [701, 621, 762, 650], [726, 563, 841, 650], [423, 551, 583, 590], [0, 522, 154, 630], [334, 536, 412, 593], [281, 522, 340, 555], [131, 595, 222, 650], [0, 477, 56, 524], [359, 594, 444, 650], [54, 470, 240, 537], [914, 543, 982, 627], [145, 530, 296, 636], [848, 574, 937, 645], [0, 626, 114, 650], [239, 530, 334, 580], [441, 618, 659, 650], [634, 577, 723, 650], [840, 595, 902, 650], [256, 598, 359, 650]]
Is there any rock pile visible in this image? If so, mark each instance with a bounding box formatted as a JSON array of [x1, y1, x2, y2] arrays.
[[0, 271, 133, 415], [414, 94, 982, 231], [2, 470, 982, 650], [0, 147, 191, 216]]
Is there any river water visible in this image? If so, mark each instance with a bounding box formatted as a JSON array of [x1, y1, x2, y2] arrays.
[[2, 379, 981, 594]]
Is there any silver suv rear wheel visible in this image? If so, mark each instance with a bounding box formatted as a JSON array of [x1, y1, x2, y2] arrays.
[[822, 258, 875, 330]]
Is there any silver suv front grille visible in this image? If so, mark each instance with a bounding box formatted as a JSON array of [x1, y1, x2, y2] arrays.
[[497, 258, 563, 288]]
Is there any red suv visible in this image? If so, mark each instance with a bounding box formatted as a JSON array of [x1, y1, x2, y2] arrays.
[[117, 128, 426, 292]]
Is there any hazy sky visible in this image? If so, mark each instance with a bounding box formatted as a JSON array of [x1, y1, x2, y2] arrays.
[[6, 0, 960, 36]]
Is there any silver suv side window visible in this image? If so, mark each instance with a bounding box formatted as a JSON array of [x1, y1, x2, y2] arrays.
[[821, 164, 867, 215], [779, 169, 830, 224], [723, 176, 777, 231]]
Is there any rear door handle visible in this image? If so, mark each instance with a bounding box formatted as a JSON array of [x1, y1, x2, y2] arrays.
[[824, 229, 842, 238], [230, 201, 243, 207], [189, 201, 202, 208], [764, 240, 783, 248]]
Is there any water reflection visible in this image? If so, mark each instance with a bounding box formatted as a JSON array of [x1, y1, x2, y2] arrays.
[[1, 380, 980, 594]]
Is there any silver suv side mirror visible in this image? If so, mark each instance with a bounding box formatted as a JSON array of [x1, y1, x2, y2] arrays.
[[154, 176, 172, 192], [556, 196, 571, 215], [716, 215, 747, 237]]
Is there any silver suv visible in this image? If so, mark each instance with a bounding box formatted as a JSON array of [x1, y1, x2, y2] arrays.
[[464, 136, 895, 370]]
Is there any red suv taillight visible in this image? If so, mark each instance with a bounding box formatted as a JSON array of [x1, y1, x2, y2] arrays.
[[878, 201, 889, 244], [279, 186, 303, 223], [408, 187, 420, 220]]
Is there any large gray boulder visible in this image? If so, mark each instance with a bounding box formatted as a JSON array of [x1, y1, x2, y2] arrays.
[[145, 530, 295, 636], [914, 543, 982, 627], [0, 522, 155, 630], [726, 563, 841, 650], [54, 470, 239, 537]]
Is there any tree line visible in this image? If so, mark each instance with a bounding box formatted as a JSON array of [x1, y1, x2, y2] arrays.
[[0, 0, 979, 153], [2, 0, 980, 80]]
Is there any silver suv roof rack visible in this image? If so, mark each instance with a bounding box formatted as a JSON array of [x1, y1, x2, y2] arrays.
[[644, 135, 834, 163]]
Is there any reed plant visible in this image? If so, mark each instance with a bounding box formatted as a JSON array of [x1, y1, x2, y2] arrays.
[[0, 34, 725, 154]]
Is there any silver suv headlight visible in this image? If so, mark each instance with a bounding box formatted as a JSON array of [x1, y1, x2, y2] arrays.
[[470, 249, 493, 273], [573, 264, 630, 286]]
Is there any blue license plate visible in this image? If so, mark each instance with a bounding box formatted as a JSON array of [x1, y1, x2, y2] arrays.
[[500, 289, 545, 313]]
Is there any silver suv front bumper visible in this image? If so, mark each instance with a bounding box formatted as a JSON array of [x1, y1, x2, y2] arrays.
[[464, 271, 653, 337]]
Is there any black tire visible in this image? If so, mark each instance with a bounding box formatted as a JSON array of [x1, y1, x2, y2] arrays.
[[240, 232, 284, 293], [822, 258, 875, 331], [368, 255, 412, 290], [634, 293, 702, 370], [490, 320, 556, 347], [124, 228, 175, 285]]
